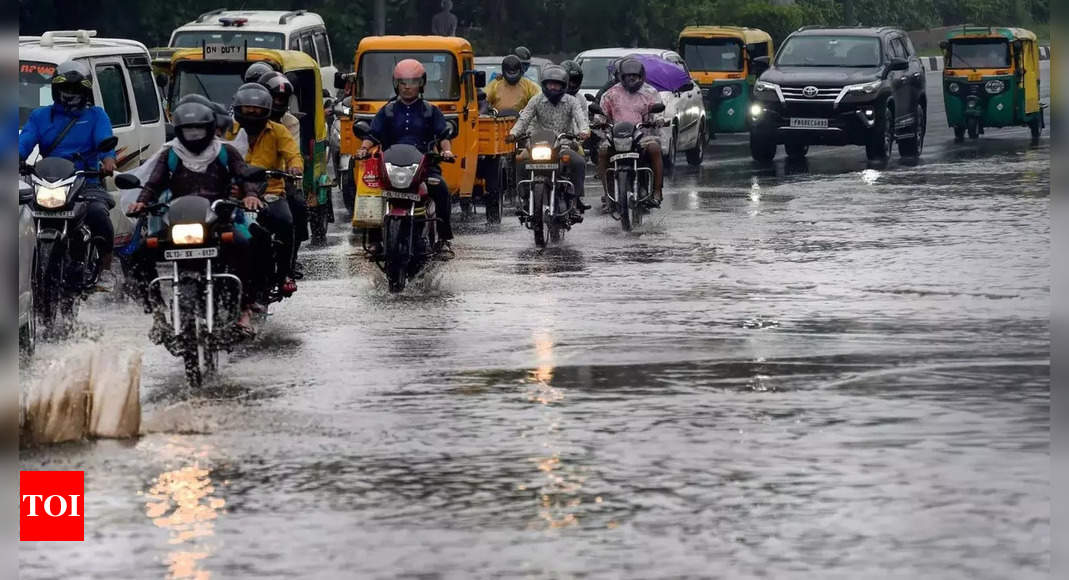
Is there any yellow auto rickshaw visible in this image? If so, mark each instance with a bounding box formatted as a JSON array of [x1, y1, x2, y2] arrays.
[[166, 47, 332, 239], [940, 26, 1046, 143], [678, 26, 773, 136], [337, 35, 486, 231]]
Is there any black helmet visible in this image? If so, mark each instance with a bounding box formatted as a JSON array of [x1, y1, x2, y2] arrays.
[[618, 58, 645, 92], [258, 71, 295, 121], [540, 65, 568, 104], [232, 82, 273, 134], [172, 102, 216, 154], [561, 60, 583, 95], [208, 101, 233, 132], [501, 55, 523, 85], [244, 61, 275, 83], [176, 93, 212, 108], [51, 60, 93, 111], [514, 46, 532, 72]]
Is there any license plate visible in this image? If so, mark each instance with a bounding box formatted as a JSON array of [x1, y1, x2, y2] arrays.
[[381, 190, 422, 202], [610, 152, 640, 162], [525, 163, 558, 171], [32, 210, 75, 219], [164, 247, 219, 260], [789, 117, 829, 128]]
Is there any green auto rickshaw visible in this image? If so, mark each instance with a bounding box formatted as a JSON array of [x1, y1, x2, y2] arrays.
[[940, 26, 1046, 143]]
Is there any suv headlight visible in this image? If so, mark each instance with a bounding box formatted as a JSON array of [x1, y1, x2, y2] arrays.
[[384, 162, 419, 188], [984, 80, 1005, 94], [754, 80, 778, 93], [531, 145, 553, 161], [845, 80, 881, 95], [35, 185, 70, 209], [171, 223, 205, 245]]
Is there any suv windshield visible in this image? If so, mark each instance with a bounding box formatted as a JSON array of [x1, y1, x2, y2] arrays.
[[172, 31, 285, 50], [948, 39, 1010, 68], [681, 38, 743, 72], [777, 35, 882, 67], [356, 52, 460, 100], [19, 61, 58, 128]]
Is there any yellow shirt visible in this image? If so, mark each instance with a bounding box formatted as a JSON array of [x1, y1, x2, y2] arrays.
[[231, 120, 303, 195], [486, 77, 540, 112]]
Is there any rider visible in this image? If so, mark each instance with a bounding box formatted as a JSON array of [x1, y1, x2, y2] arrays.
[[126, 101, 262, 332], [243, 61, 275, 84], [230, 82, 303, 296], [506, 65, 591, 214], [356, 59, 457, 257], [513, 46, 533, 76], [258, 70, 307, 275], [19, 60, 118, 290], [597, 57, 665, 207], [560, 60, 584, 97], [485, 55, 539, 113]]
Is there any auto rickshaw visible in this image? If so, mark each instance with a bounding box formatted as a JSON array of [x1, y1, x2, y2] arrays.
[[166, 47, 332, 240], [678, 26, 773, 137], [940, 26, 1046, 143], [336, 35, 486, 234]]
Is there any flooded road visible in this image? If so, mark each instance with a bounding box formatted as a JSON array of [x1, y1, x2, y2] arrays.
[[20, 67, 1049, 579]]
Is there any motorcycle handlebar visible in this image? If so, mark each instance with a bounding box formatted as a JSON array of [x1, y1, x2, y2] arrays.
[[262, 170, 302, 181], [125, 201, 169, 218]]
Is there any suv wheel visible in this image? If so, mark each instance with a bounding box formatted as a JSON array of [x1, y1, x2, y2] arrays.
[[897, 104, 925, 157], [750, 130, 777, 163], [866, 105, 893, 161]]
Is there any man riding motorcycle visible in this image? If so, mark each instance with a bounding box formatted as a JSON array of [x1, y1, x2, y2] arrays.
[[485, 55, 539, 113], [126, 101, 262, 332], [513, 46, 533, 76], [561, 60, 584, 97], [243, 61, 275, 84], [19, 60, 118, 290], [506, 65, 591, 215], [356, 59, 458, 258], [597, 57, 665, 207]]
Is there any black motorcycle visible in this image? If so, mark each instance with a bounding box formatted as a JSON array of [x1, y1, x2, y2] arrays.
[[589, 102, 665, 231], [515, 130, 583, 247], [18, 136, 118, 338]]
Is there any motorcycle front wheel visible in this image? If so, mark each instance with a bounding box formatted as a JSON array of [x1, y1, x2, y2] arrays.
[[177, 278, 215, 387], [384, 216, 411, 293], [616, 171, 633, 232], [531, 183, 547, 248]]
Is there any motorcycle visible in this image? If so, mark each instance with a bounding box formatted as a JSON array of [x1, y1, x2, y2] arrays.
[[18, 136, 119, 338], [589, 101, 665, 231], [352, 119, 457, 293], [116, 167, 267, 387], [515, 130, 583, 247], [332, 98, 356, 216]]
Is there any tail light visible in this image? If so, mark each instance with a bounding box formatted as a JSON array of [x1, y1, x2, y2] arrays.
[[362, 158, 382, 188], [146, 237, 159, 249], [220, 232, 236, 245]]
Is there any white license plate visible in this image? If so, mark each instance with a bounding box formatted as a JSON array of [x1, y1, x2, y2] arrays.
[[525, 163, 558, 171], [789, 117, 829, 128], [610, 152, 641, 162], [32, 210, 75, 219], [381, 190, 422, 202], [164, 247, 219, 260]]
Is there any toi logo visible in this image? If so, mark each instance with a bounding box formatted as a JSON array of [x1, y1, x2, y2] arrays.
[[20, 471, 84, 541]]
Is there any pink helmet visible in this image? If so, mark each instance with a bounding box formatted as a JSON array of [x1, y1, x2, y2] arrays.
[[393, 59, 427, 93]]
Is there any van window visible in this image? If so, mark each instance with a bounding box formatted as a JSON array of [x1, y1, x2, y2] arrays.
[[128, 66, 161, 124], [95, 63, 131, 127], [313, 30, 332, 67], [299, 33, 317, 60], [289, 35, 300, 51]]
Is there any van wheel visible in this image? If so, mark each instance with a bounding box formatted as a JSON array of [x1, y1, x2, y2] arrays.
[[785, 143, 808, 159], [749, 130, 776, 163], [897, 104, 926, 157], [866, 105, 893, 161]]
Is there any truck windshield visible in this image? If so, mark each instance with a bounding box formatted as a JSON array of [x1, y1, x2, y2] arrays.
[[19, 61, 58, 128], [172, 31, 285, 50], [681, 38, 743, 72], [356, 52, 460, 100], [776, 36, 882, 68], [948, 39, 1010, 68]]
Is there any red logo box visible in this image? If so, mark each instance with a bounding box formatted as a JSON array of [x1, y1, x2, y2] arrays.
[[20, 471, 84, 541]]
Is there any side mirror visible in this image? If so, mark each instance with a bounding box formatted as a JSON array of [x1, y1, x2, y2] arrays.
[[588, 102, 604, 116], [443, 119, 459, 140], [114, 174, 142, 190], [584, 93, 595, 102], [677, 82, 695, 93], [352, 120, 372, 140], [97, 136, 119, 152], [242, 166, 267, 183], [890, 57, 909, 71], [474, 70, 487, 88], [648, 103, 666, 114], [334, 71, 347, 90], [751, 56, 771, 75]]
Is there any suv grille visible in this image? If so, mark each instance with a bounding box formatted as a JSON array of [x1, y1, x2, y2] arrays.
[[781, 85, 842, 102]]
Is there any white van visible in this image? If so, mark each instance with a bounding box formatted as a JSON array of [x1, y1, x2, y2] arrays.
[[169, 9, 338, 88], [19, 30, 167, 248]]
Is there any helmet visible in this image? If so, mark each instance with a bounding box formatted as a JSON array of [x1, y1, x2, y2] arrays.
[[243, 61, 275, 83], [501, 55, 523, 85], [232, 82, 273, 134], [258, 71, 295, 121], [51, 60, 93, 111], [513, 46, 532, 72], [540, 65, 568, 104], [392, 59, 427, 94], [618, 58, 645, 92], [208, 101, 233, 132], [171, 102, 216, 154], [561, 60, 583, 95]]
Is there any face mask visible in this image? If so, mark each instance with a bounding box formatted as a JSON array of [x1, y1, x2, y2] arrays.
[[180, 127, 209, 141], [543, 83, 565, 104], [58, 89, 85, 110]]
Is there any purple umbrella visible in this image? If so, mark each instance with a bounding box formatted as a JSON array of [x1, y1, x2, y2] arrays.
[[626, 54, 693, 92]]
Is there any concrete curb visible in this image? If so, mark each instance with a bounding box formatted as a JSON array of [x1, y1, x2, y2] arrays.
[[923, 45, 1050, 73]]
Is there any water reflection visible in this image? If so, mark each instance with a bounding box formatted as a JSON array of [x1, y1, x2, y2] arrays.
[[142, 439, 227, 579]]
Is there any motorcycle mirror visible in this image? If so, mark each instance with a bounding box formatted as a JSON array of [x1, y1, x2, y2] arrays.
[[333, 102, 352, 118], [678, 82, 695, 93], [97, 136, 119, 152], [114, 174, 142, 190], [584, 93, 595, 102], [18, 183, 33, 205], [242, 166, 267, 182], [445, 120, 459, 139], [648, 103, 666, 114], [334, 71, 347, 90], [352, 120, 372, 139], [474, 70, 487, 88], [324, 97, 336, 110], [588, 103, 604, 116]]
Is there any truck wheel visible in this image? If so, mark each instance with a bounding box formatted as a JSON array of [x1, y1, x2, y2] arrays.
[[749, 131, 776, 163]]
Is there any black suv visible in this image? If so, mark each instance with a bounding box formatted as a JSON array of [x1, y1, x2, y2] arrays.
[[749, 26, 927, 162]]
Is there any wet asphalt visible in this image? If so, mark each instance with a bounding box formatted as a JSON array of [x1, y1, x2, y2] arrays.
[[20, 65, 1049, 579]]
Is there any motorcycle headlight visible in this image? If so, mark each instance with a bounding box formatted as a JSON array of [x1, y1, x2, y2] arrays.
[[845, 80, 881, 95], [948, 82, 960, 94], [35, 185, 69, 208], [612, 137, 634, 151], [531, 145, 553, 161], [984, 80, 1005, 94], [384, 162, 419, 188], [171, 223, 205, 245], [721, 84, 736, 98]]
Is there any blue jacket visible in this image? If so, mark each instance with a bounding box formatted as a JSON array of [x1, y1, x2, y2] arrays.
[[18, 104, 116, 173]]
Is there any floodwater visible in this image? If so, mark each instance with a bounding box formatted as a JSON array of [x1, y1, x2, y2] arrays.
[[20, 66, 1049, 579]]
